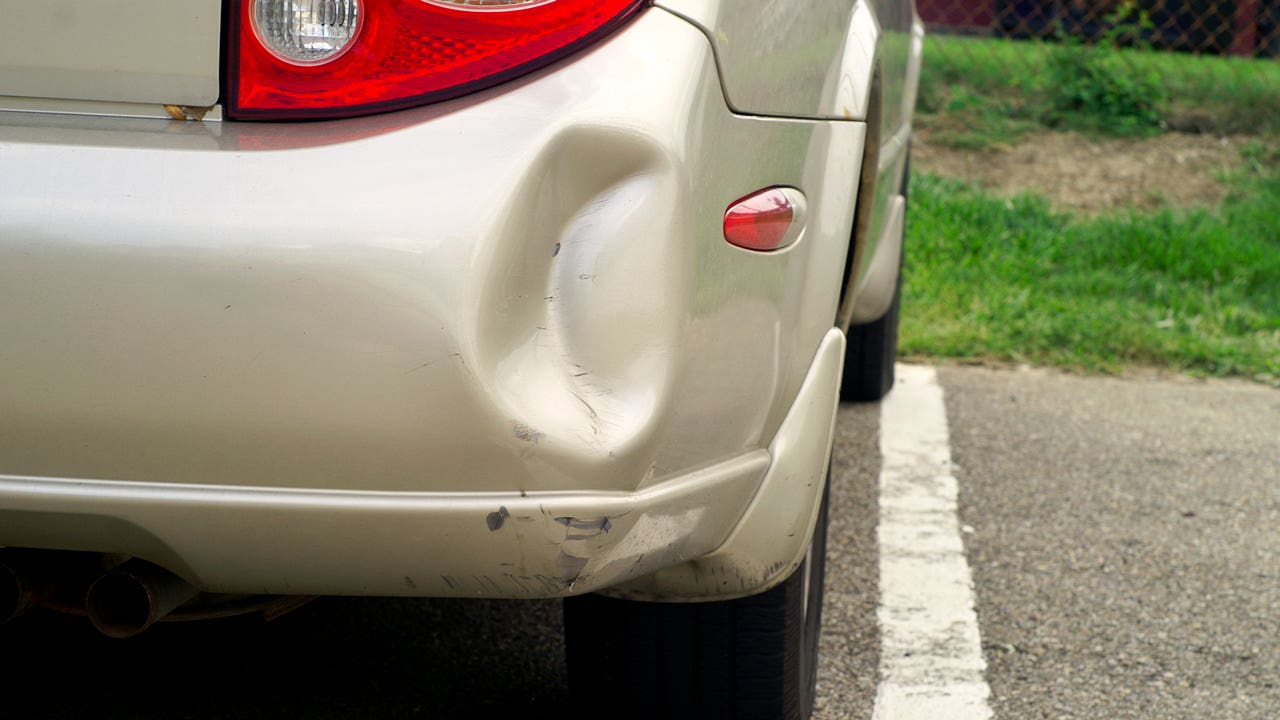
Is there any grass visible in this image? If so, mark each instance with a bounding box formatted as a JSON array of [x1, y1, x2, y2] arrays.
[[899, 143, 1280, 384], [918, 34, 1280, 145]]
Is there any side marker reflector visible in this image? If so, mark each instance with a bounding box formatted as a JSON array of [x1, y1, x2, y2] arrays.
[[723, 187, 806, 252]]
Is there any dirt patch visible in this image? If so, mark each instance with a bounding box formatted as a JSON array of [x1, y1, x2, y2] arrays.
[[913, 129, 1249, 214]]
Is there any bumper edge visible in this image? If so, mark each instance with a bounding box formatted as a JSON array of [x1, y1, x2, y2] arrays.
[[606, 327, 846, 602], [0, 450, 768, 598]]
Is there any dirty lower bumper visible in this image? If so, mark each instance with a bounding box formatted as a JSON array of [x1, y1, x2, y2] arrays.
[[0, 453, 768, 597]]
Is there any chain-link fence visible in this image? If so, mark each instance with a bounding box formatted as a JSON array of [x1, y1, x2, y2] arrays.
[[919, 0, 1279, 56], [916, 0, 1280, 136]]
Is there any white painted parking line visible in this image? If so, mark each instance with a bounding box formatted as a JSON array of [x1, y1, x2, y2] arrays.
[[871, 364, 993, 720]]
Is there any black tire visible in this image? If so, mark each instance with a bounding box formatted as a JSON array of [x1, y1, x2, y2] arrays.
[[840, 151, 910, 403], [564, 479, 830, 720], [840, 278, 901, 403]]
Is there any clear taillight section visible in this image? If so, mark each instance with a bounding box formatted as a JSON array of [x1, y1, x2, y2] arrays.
[[252, 0, 362, 64], [228, 0, 649, 120]]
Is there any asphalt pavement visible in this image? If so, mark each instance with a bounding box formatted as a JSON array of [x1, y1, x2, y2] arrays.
[[946, 366, 1280, 719], [1, 365, 1276, 718]]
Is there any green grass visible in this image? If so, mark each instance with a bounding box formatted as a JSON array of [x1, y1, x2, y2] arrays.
[[900, 144, 1280, 384], [918, 34, 1280, 143]]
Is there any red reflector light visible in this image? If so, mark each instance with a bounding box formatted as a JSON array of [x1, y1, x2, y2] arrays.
[[228, 0, 649, 120], [723, 188, 804, 252]]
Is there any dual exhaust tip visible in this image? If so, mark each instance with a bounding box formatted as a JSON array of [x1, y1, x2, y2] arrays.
[[2, 553, 196, 639]]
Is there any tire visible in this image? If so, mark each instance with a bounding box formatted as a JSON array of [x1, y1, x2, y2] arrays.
[[840, 278, 901, 403], [564, 478, 830, 720], [840, 150, 910, 403]]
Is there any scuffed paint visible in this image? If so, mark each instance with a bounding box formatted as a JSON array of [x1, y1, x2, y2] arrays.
[[438, 572, 567, 596], [551, 515, 616, 588], [512, 422, 544, 445]]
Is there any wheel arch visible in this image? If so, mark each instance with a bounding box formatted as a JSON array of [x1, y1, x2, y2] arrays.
[[836, 65, 885, 332]]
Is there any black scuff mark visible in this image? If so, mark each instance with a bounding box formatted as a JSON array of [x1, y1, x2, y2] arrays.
[[449, 352, 475, 379], [403, 575, 417, 590], [486, 506, 511, 532], [405, 359, 440, 374], [569, 392, 600, 435], [504, 574, 534, 594]]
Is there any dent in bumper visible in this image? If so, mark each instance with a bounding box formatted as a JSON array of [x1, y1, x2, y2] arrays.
[[608, 328, 845, 601]]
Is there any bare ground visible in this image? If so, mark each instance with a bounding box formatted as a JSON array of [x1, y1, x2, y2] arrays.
[[913, 129, 1251, 214]]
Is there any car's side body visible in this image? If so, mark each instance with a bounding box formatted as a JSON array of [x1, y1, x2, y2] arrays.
[[0, 0, 920, 612]]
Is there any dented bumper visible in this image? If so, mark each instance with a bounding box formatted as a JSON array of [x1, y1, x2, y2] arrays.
[[0, 9, 860, 598], [0, 330, 841, 598]]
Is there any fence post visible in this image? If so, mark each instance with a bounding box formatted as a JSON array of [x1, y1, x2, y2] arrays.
[[1231, 0, 1259, 55]]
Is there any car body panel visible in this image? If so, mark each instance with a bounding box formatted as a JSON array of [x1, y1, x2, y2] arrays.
[[656, 0, 923, 328], [655, 0, 876, 121], [0, 0, 221, 107], [0, 4, 921, 602], [0, 10, 861, 499]]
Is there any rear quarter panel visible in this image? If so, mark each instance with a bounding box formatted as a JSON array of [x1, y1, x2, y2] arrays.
[[0, 0, 221, 106]]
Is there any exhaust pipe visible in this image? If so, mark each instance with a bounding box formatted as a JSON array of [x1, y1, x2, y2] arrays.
[[0, 552, 58, 623], [1, 559, 41, 623], [86, 559, 198, 639]]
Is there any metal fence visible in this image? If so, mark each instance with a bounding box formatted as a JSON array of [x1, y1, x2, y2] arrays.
[[916, 0, 1280, 136], [919, 0, 1279, 56]]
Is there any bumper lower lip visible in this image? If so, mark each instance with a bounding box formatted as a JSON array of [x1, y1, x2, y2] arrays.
[[0, 451, 769, 597]]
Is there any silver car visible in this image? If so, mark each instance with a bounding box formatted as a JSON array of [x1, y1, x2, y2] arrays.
[[0, 0, 921, 715]]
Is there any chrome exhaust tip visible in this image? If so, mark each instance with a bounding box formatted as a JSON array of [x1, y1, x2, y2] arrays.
[[86, 560, 197, 639]]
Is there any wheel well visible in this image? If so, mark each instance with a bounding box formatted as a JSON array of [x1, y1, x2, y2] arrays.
[[835, 66, 883, 332]]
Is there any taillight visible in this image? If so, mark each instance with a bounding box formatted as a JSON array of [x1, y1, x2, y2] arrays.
[[228, 0, 649, 120]]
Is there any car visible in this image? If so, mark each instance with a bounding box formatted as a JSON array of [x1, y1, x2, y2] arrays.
[[0, 0, 921, 716]]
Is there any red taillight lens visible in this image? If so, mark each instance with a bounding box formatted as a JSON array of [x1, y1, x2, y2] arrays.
[[228, 0, 649, 120]]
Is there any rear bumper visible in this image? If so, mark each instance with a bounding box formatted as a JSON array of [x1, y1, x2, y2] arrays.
[[0, 330, 843, 598], [0, 10, 862, 598]]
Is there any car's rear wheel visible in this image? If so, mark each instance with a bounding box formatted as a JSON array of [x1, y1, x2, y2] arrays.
[[840, 275, 901, 402], [564, 477, 830, 720]]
